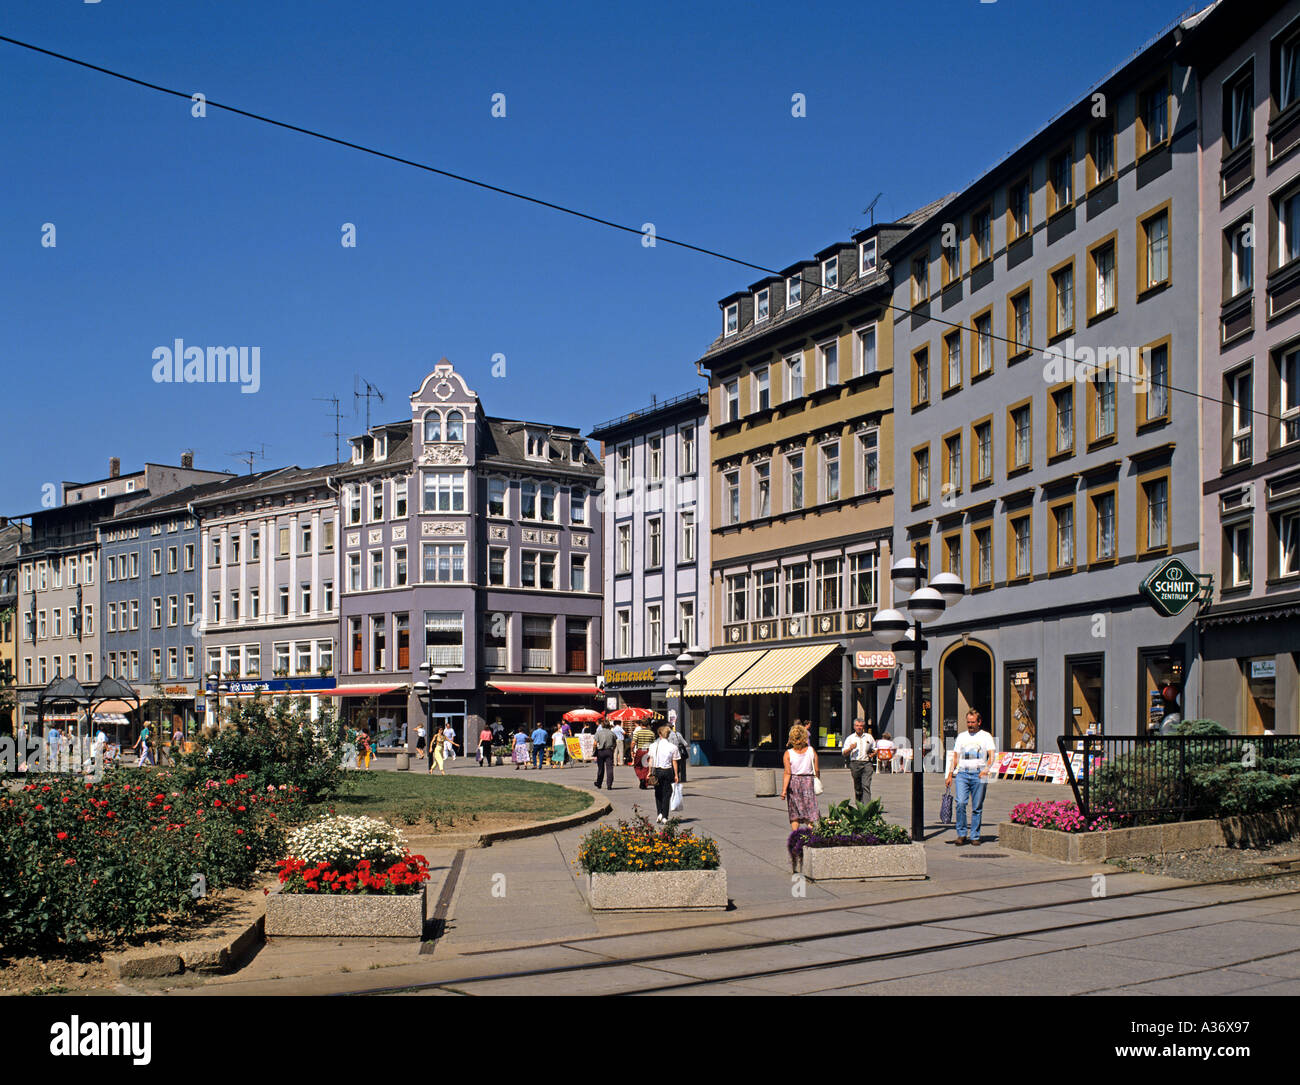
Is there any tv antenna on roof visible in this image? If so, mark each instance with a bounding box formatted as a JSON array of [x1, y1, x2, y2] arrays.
[[227, 445, 266, 475], [315, 394, 345, 463], [863, 193, 884, 228], [354, 376, 384, 433]]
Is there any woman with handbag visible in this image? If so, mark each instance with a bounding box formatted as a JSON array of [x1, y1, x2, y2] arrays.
[[647, 724, 680, 824], [781, 723, 821, 832]]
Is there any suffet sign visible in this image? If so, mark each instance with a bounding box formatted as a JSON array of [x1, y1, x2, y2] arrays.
[[1140, 557, 1202, 617]]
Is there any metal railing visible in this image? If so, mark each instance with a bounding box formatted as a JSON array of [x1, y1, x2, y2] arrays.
[[590, 389, 705, 434], [1059, 734, 1300, 824]]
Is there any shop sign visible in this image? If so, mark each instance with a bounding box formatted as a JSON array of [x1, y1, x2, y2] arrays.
[[606, 696, 618, 711], [855, 651, 897, 670], [603, 667, 656, 687], [1140, 557, 1203, 618], [206, 677, 338, 695], [163, 685, 188, 695], [1250, 660, 1277, 680]]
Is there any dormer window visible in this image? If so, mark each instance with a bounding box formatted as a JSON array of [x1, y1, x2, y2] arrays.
[[860, 238, 877, 276], [98, 486, 107, 497], [755, 288, 770, 324], [822, 257, 838, 291], [525, 429, 548, 461], [423, 413, 442, 443], [786, 276, 802, 309], [446, 410, 464, 442], [125, 480, 136, 492], [724, 302, 739, 337], [374, 434, 388, 460], [351, 441, 364, 465]]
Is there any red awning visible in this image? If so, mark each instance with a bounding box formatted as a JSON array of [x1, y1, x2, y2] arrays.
[[488, 681, 602, 696], [320, 685, 409, 697]]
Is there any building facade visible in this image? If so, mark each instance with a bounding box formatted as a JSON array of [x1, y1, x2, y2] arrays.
[[885, 21, 1203, 751], [0, 522, 28, 732], [590, 390, 711, 732]]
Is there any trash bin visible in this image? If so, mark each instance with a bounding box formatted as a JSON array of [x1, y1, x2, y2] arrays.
[[754, 768, 780, 797], [395, 752, 410, 771]]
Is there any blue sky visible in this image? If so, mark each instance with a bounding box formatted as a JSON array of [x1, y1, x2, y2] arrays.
[[0, 0, 1195, 512]]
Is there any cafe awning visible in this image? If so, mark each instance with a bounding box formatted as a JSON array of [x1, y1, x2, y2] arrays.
[[320, 685, 409, 697], [94, 700, 138, 715], [488, 681, 602, 696], [724, 642, 840, 696], [682, 649, 767, 697]]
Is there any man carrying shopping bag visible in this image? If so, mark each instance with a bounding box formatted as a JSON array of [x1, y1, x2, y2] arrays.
[[944, 710, 995, 845]]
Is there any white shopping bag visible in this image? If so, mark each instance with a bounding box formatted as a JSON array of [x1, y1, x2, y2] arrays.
[[670, 782, 684, 812]]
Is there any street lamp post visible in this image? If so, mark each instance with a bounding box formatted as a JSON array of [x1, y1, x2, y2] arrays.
[[871, 559, 965, 842]]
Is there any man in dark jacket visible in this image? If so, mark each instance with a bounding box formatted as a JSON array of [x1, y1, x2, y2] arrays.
[[593, 720, 616, 790]]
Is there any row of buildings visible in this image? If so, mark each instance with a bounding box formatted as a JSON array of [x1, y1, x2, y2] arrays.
[[2, 0, 1297, 762]]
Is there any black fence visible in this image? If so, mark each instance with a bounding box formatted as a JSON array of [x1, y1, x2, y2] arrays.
[[1058, 734, 1300, 825]]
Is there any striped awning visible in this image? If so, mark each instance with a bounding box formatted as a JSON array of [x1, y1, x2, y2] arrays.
[[682, 649, 767, 697], [725, 642, 841, 696]]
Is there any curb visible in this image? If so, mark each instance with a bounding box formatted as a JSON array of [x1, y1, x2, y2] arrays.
[[111, 909, 266, 980], [407, 786, 611, 850]]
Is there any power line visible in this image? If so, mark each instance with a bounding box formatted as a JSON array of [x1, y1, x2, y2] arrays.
[[0, 32, 1286, 428]]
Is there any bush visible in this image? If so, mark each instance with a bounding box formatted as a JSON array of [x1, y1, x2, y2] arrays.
[[1009, 799, 1124, 832], [577, 812, 721, 874], [178, 695, 345, 802]]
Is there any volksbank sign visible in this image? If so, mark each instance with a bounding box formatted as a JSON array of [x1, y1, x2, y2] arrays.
[[1140, 557, 1203, 618]]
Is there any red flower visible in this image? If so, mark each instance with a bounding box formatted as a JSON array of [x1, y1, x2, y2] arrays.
[[56, 831, 68, 841]]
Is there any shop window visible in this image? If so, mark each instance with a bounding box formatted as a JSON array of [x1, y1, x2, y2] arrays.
[[1141, 648, 1186, 735], [1006, 662, 1037, 751], [1243, 658, 1277, 735], [1066, 656, 1104, 738]]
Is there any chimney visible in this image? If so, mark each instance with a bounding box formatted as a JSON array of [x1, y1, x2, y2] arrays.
[[109, 457, 121, 478], [181, 452, 194, 469]]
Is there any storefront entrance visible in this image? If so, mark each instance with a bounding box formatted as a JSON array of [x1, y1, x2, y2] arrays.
[[941, 642, 993, 742], [1243, 658, 1276, 735], [1066, 655, 1105, 737]]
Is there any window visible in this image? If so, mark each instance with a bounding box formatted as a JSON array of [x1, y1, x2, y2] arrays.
[[754, 463, 771, 519], [347, 486, 362, 525], [184, 594, 195, 624], [943, 231, 961, 284], [394, 546, 408, 586], [369, 550, 384, 589], [754, 368, 770, 412], [369, 484, 383, 522], [787, 274, 803, 309], [755, 287, 769, 323], [724, 380, 740, 422], [184, 646, 195, 678], [571, 554, 587, 592], [167, 595, 178, 626], [680, 510, 696, 562], [1050, 261, 1074, 338], [787, 452, 804, 511], [1051, 499, 1076, 571], [617, 523, 631, 573], [785, 562, 809, 615], [912, 255, 928, 303], [520, 550, 557, 590], [249, 587, 259, 617], [943, 531, 962, 577], [1281, 511, 1300, 578], [278, 527, 290, 558], [1008, 176, 1031, 240], [1050, 384, 1075, 457], [1227, 216, 1255, 298], [298, 522, 311, 554], [166, 545, 178, 573], [1010, 514, 1032, 580], [107, 556, 116, 582], [1139, 473, 1170, 554], [819, 340, 839, 389], [1089, 487, 1118, 563], [83, 605, 92, 636], [129, 600, 139, 629], [849, 551, 878, 608], [786, 354, 804, 401], [1089, 122, 1116, 188], [647, 437, 664, 482], [1009, 400, 1032, 471], [971, 205, 992, 266], [52, 609, 61, 637], [1280, 24, 1300, 111], [972, 310, 993, 378], [616, 446, 632, 492], [943, 330, 962, 392], [943, 431, 963, 497], [422, 472, 466, 512], [1141, 341, 1170, 424], [423, 413, 442, 443], [446, 410, 464, 442], [973, 524, 993, 588], [481, 478, 505, 519], [1225, 65, 1254, 149], [1139, 206, 1171, 292], [1089, 235, 1117, 318], [322, 581, 334, 611], [1089, 370, 1117, 445], [815, 558, 841, 612], [525, 430, 547, 460], [973, 419, 993, 484], [147, 547, 160, 575], [913, 445, 931, 506], [1139, 76, 1170, 155], [613, 609, 630, 658], [755, 570, 777, 619], [1227, 521, 1251, 587], [647, 517, 663, 567], [645, 604, 662, 655], [278, 586, 289, 616], [1282, 346, 1300, 447], [539, 483, 557, 522], [855, 323, 877, 376], [347, 552, 361, 591], [300, 584, 311, 613], [859, 237, 878, 276], [1049, 150, 1073, 214], [210, 538, 221, 566], [1008, 287, 1032, 358], [726, 574, 747, 623], [1276, 186, 1300, 269], [249, 532, 260, 561], [275, 641, 291, 674], [1228, 367, 1253, 465], [678, 599, 696, 647], [859, 430, 879, 493], [913, 346, 930, 408], [487, 546, 507, 587], [716, 467, 740, 526], [423, 543, 465, 583], [393, 481, 407, 519], [821, 443, 840, 503], [724, 302, 739, 337], [570, 487, 586, 525], [822, 256, 838, 291], [680, 428, 697, 475]]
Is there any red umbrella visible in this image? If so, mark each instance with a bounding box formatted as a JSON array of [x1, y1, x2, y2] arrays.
[[604, 706, 661, 722], [562, 708, 604, 723]]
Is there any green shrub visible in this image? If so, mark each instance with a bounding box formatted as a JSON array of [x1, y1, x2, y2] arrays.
[[1175, 719, 1231, 737]]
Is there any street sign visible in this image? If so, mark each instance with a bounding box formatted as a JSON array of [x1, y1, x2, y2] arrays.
[[1140, 557, 1202, 617]]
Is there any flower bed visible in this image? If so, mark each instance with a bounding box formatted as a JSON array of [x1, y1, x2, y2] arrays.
[[576, 812, 720, 874], [273, 816, 430, 895], [1009, 800, 1124, 833]]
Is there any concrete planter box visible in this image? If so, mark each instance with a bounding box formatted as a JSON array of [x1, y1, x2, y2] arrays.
[[802, 843, 927, 881], [265, 886, 426, 937], [588, 869, 728, 911]]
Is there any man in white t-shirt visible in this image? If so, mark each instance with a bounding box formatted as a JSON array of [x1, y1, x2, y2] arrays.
[[842, 718, 876, 803], [945, 710, 996, 845]]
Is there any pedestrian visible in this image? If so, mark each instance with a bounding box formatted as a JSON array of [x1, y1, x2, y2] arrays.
[[876, 731, 896, 774], [492, 718, 505, 748], [429, 725, 447, 775], [358, 727, 372, 769], [631, 720, 655, 789], [416, 723, 427, 760], [171, 723, 184, 764], [646, 724, 680, 823], [478, 724, 494, 767], [842, 717, 876, 803], [611, 721, 626, 765], [668, 722, 689, 814], [530, 721, 548, 770], [444, 722, 458, 760], [512, 726, 529, 769], [945, 710, 995, 846], [551, 724, 567, 768], [781, 723, 820, 831], [136, 723, 154, 768], [593, 718, 616, 790]]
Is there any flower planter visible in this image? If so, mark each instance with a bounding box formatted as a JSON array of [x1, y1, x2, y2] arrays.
[[801, 843, 927, 881], [588, 869, 728, 911], [265, 886, 427, 937]]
